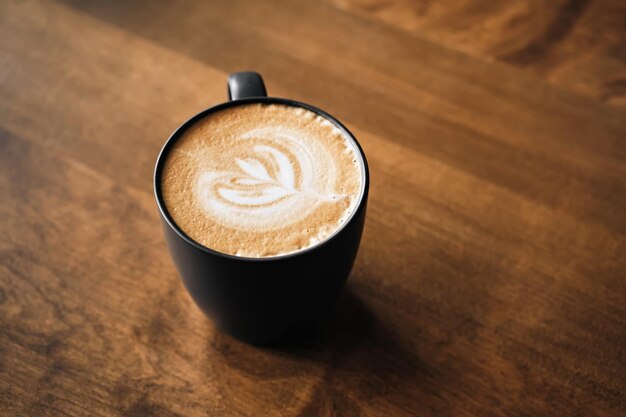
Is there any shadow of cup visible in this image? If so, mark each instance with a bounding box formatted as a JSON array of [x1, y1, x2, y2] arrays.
[[210, 286, 434, 409]]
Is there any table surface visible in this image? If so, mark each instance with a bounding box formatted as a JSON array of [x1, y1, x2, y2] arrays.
[[1, 0, 625, 416]]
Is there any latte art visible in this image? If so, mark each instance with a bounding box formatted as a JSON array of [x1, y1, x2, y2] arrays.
[[161, 104, 363, 257], [195, 128, 343, 231]]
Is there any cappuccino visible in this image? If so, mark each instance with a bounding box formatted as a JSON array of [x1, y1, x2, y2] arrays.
[[160, 103, 364, 257]]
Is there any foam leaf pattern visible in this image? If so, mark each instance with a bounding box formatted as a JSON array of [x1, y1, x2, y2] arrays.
[[216, 145, 299, 207], [256, 145, 295, 190], [194, 127, 346, 232], [235, 157, 273, 182], [218, 186, 291, 206]]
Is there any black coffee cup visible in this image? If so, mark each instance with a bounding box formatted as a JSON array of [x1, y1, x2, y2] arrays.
[[153, 72, 369, 344]]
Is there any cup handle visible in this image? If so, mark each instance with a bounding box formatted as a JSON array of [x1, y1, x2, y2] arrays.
[[228, 72, 267, 101]]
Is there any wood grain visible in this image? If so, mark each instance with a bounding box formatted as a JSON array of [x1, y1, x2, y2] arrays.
[[330, 0, 626, 107], [0, 0, 625, 416]]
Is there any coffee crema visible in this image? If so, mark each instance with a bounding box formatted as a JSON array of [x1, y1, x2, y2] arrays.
[[160, 103, 364, 257]]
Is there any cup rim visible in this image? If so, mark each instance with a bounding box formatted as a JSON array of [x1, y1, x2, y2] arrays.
[[153, 97, 370, 262]]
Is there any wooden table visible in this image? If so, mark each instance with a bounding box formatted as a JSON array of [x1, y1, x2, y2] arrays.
[[1, 1, 625, 415]]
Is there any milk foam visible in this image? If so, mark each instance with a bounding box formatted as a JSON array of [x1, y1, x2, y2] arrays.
[[194, 127, 342, 232], [161, 104, 363, 257]]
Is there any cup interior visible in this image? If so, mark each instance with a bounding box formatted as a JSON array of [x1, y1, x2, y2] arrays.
[[153, 97, 370, 262]]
